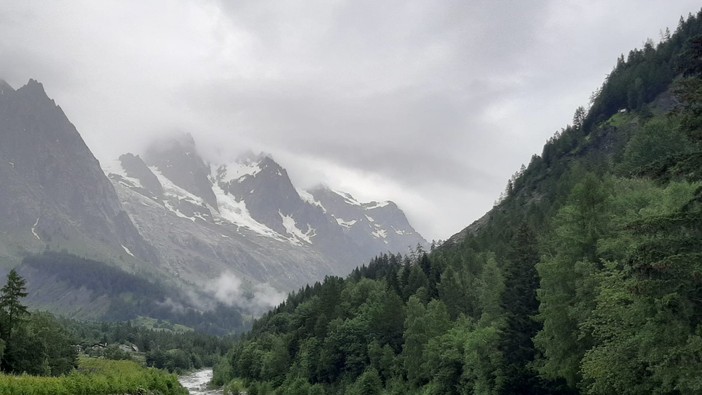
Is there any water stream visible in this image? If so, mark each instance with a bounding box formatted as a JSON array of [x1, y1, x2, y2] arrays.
[[178, 368, 223, 395]]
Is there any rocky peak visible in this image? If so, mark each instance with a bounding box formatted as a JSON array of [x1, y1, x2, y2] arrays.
[[308, 185, 427, 253], [0, 78, 157, 264], [216, 153, 304, 235], [117, 153, 164, 198], [143, 134, 217, 208]]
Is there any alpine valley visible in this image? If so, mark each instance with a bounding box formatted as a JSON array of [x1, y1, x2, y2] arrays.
[[0, 78, 426, 332]]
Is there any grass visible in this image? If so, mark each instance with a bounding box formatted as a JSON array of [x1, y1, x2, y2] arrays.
[[0, 357, 188, 395]]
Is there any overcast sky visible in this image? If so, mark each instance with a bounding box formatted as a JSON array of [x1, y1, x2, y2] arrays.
[[1, 1, 700, 241]]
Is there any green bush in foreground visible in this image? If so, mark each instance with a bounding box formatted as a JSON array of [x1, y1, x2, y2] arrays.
[[0, 358, 187, 395]]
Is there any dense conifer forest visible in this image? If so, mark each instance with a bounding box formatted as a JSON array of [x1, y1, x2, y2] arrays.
[[212, 10, 702, 395]]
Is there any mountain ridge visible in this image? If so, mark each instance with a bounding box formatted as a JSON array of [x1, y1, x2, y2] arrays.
[[105, 136, 427, 292], [0, 78, 426, 328]]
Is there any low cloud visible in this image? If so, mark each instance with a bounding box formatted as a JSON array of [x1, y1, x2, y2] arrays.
[[207, 271, 287, 315]]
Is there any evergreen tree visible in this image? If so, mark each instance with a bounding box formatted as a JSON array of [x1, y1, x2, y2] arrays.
[[534, 174, 611, 388], [0, 269, 28, 342], [499, 223, 543, 394]]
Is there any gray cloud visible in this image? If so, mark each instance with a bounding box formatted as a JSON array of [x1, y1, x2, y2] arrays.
[[0, 0, 699, 240], [208, 271, 286, 315]]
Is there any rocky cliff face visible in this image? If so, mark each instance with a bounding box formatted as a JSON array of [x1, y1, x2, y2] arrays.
[[308, 186, 427, 255], [0, 79, 156, 267], [106, 137, 427, 292]]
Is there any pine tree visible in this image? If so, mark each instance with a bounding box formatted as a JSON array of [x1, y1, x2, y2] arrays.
[[500, 223, 543, 394], [0, 269, 28, 341]]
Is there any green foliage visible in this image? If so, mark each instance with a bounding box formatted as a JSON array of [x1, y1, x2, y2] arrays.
[[215, 10, 702, 395], [0, 358, 187, 395], [0, 269, 28, 340], [534, 174, 612, 387], [0, 271, 78, 376], [499, 224, 542, 393], [620, 117, 691, 174]]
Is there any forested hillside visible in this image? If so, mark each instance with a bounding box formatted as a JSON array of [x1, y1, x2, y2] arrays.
[[214, 10, 702, 395], [17, 251, 248, 335], [0, 269, 198, 394]]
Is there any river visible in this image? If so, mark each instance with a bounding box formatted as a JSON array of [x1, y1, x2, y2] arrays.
[[178, 368, 223, 395]]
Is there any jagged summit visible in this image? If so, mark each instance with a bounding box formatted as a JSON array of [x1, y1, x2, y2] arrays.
[[0, 78, 157, 267], [25, 78, 43, 89], [0, 78, 426, 324], [17, 79, 52, 102], [143, 134, 217, 208], [103, 135, 427, 291]]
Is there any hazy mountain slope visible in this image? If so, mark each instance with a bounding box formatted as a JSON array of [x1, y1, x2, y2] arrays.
[[309, 186, 427, 255], [112, 170, 338, 291], [0, 78, 427, 329], [107, 139, 427, 293], [0, 79, 156, 267], [17, 251, 248, 335]]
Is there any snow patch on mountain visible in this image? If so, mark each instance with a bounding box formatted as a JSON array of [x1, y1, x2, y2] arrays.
[[334, 217, 357, 228], [150, 166, 205, 207], [279, 211, 315, 245], [298, 189, 326, 212], [372, 228, 388, 239], [102, 159, 143, 188], [332, 189, 362, 206], [216, 160, 262, 184], [121, 244, 135, 257], [364, 201, 390, 209], [163, 201, 196, 221], [211, 183, 283, 240], [31, 217, 41, 240]]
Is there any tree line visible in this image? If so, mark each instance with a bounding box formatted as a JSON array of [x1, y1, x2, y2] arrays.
[[214, 10, 702, 395]]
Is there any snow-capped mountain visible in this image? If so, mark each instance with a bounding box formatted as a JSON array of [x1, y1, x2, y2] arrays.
[[308, 186, 426, 255], [105, 135, 427, 292], [0, 78, 426, 322]]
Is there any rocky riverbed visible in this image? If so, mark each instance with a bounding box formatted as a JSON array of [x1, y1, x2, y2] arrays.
[[178, 369, 223, 395]]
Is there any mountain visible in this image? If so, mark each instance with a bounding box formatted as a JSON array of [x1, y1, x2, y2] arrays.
[[105, 137, 427, 294], [0, 79, 425, 330], [0, 79, 156, 268], [308, 185, 426, 254]]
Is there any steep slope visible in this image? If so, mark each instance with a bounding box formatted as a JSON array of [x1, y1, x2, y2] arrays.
[[213, 153, 379, 268], [107, 143, 427, 294], [308, 186, 426, 254], [0, 79, 156, 267], [144, 134, 218, 209], [111, 162, 338, 292], [0, 77, 427, 328], [215, 153, 341, 246], [214, 10, 702, 395]]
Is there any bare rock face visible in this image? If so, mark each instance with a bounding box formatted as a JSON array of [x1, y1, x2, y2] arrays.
[[144, 134, 217, 208], [308, 186, 427, 255], [0, 79, 156, 266], [108, 138, 428, 292], [0, 78, 428, 323]]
